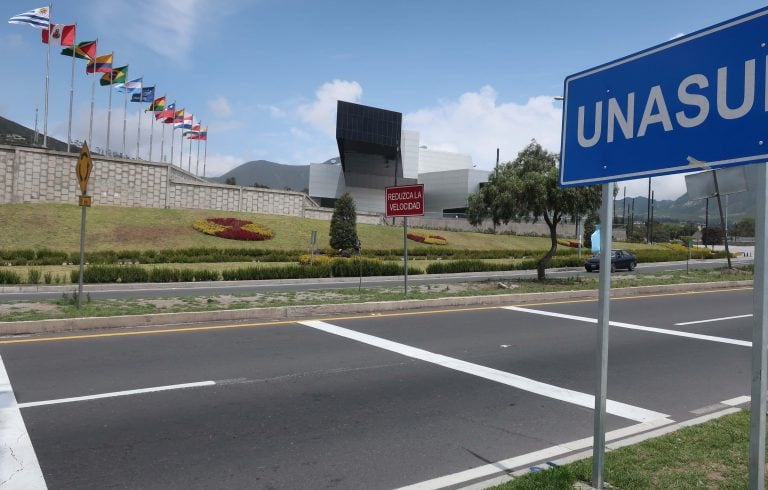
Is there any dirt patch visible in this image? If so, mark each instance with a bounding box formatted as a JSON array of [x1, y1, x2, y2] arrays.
[[0, 302, 61, 318]]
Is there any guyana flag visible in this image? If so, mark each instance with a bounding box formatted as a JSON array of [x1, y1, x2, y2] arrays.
[[100, 65, 127, 86], [60, 40, 96, 61]]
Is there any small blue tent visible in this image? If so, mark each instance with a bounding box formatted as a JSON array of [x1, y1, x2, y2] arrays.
[[591, 225, 601, 253]]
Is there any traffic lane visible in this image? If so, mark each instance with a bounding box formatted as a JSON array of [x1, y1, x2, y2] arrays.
[[0, 321, 413, 403], [329, 305, 748, 421], [21, 353, 608, 489], [526, 288, 754, 342]]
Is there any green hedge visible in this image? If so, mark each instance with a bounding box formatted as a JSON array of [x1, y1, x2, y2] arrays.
[[70, 265, 149, 284], [0, 270, 22, 284], [1, 247, 581, 265]]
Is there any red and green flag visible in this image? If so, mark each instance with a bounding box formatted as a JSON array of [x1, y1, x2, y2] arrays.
[[146, 96, 166, 112], [61, 40, 97, 61]]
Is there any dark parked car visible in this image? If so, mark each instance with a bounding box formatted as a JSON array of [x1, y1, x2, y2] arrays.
[[584, 249, 637, 272]]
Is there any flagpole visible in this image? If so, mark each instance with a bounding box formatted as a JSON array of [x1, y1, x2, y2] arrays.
[[88, 38, 97, 146], [170, 116, 175, 166], [203, 134, 208, 178], [43, 3, 52, 148], [188, 133, 193, 172], [122, 89, 128, 157], [66, 24, 77, 152], [136, 99, 142, 159], [105, 51, 114, 155], [149, 90, 157, 161], [196, 122, 201, 176], [161, 123, 166, 163], [179, 126, 184, 168]]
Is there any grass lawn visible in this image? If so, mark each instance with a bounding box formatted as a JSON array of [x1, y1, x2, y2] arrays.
[[0, 203, 657, 253], [492, 409, 761, 489]]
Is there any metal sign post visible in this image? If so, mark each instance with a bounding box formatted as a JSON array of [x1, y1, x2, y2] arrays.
[[75, 142, 94, 309], [592, 184, 613, 488], [309, 230, 317, 265], [403, 217, 408, 296], [749, 162, 768, 489]]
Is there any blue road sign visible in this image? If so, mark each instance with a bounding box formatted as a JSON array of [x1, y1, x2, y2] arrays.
[[560, 7, 768, 187]]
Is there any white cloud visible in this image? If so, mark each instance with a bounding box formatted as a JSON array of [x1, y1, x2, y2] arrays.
[[669, 32, 685, 40], [297, 80, 363, 137], [404, 85, 562, 165], [257, 104, 288, 118], [208, 96, 233, 118], [204, 153, 246, 178], [403, 85, 689, 199], [620, 174, 687, 201], [89, 0, 206, 61]]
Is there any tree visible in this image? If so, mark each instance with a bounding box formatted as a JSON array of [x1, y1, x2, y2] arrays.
[[467, 141, 602, 279], [702, 226, 724, 246], [329, 192, 358, 251], [225, 177, 237, 185], [732, 217, 755, 237]]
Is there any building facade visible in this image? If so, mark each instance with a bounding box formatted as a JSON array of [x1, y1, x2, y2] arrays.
[[309, 101, 489, 216]]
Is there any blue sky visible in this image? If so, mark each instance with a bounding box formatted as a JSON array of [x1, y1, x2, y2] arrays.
[[2, 1, 766, 199]]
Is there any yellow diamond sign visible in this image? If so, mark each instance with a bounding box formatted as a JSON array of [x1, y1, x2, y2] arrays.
[[76, 141, 93, 195]]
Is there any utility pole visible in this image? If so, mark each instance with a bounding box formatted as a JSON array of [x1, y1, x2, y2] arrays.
[[650, 190, 655, 244], [646, 178, 652, 243]]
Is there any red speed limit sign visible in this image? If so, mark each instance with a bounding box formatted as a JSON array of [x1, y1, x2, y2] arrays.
[[385, 184, 424, 217]]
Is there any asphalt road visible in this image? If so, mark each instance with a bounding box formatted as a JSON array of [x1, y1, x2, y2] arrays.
[[0, 285, 758, 488], [0, 257, 752, 302]]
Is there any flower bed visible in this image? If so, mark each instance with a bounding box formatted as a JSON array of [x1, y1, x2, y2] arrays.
[[407, 231, 447, 245], [193, 218, 274, 241]]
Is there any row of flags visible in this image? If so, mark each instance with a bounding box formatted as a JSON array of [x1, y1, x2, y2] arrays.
[[8, 6, 209, 175]]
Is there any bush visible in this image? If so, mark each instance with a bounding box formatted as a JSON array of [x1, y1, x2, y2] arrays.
[[27, 268, 42, 284], [222, 264, 332, 281], [298, 254, 332, 266], [72, 265, 150, 284], [0, 270, 22, 284], [330, 258, 420, 277]]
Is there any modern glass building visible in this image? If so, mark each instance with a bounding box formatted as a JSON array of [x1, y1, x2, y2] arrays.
[[309, 101, 488, 215]]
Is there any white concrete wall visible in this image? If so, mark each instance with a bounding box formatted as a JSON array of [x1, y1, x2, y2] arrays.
[[418, 148, 472, 173], [0, 145, 324, 220], [401, 130, 420, 179], [308, 162, 344, 199], [346, 186, 386, 214], [418, 168, 490, 214]]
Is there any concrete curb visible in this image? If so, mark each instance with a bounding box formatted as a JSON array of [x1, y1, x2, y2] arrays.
[[0, 280, 753, 336]]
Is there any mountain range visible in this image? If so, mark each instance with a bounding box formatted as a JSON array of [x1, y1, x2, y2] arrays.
[[0, 115, 72, 152], [210, 160, 311, 192], [616, 190, 754, 225]]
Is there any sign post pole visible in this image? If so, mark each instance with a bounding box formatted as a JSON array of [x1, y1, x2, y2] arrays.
[[75, 142, 94, 309], [749, 162, 768, 489], [403, 217, 408, 296], [592, 183, 613, 489]]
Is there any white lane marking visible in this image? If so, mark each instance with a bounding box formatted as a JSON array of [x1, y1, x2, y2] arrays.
[[17, 381, 215, 408], [299, 320, 668, 423], [396, 418, 673, 490], [675, 314, 753, 326], [0, 355, 47, 488], [503, 306, 751, 347], [722, 395, 751, 406]]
